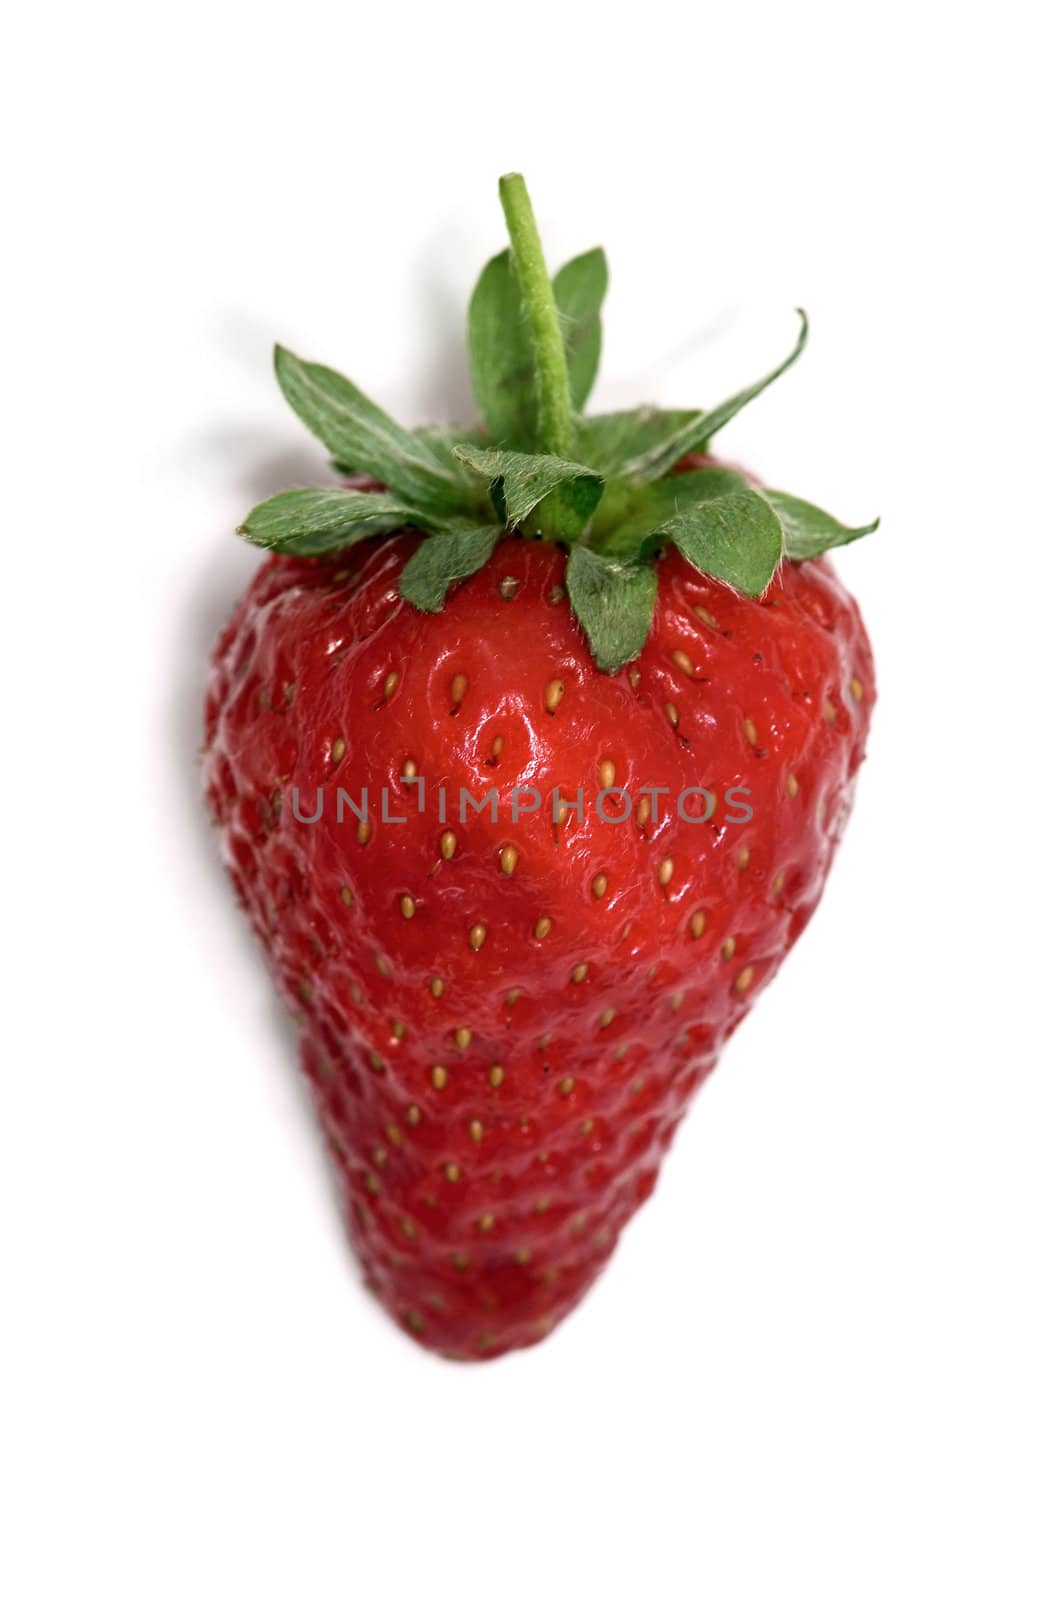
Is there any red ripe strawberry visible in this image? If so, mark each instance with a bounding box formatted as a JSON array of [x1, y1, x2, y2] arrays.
[[205, 174, 876, 1359]]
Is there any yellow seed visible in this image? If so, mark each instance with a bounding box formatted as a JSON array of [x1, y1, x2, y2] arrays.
[[580, 1118, 594, 1136], [330, 737, 345, 763], [670, 992, 684, 1013], [534, 916, 552, 940], [401, 758, 417, 779], [364, 1173, 381, 1195], [772, 872, 785, 895], [444, 1161, 460, 1182], [664, 701, 679, 727], [850, 676, 864, 702], [357, 819, 372, 845], [735, 965, 755, 993], [534, 1198, 551, 1214], [823, 697, 838, 723], [392, 1020, 405, 1040], [689, 910, 706, 939], [743, 717, 758, 746], [500, 845, 519, 876], [469, 1119, 484, 1142], [451, 1252, 469, 1271], [786, 773, 799, 797], [545, 678, 565, 712], [404, 1310, 424, 1333], [592, 872, 608, 899], [384, 670, 400, 699], [559, 1076, 575, 1096], [478, 1213, 496, 1233], [600, 1008, 616, 1027], [372, 1147, 388, 1167], [549, 585, 565, 605], [400, 894, 416, 920], [349, 982, 363, 1005], [599, 758, 616, 789], [694, 605, 718, 627], [515, 1247, 532, 1264], [400, 1216, 417, 1239], [340, 885, 354, 908], [636, 796, 651, 827], [571, 962, 589, 984], [450, 673, 468, 705], [488, 1064, 504, 1087], [375, 955, 390, 977], [440, 830, 457, 861], [490, 735, 504, 760], [406, 1104, 421, 1126], [430, 1065, 448, 1090], [721, 936, 736, 961], [455, 1027, 472, 1050], [505, 988, 520, 1007], [499, 575, 519, 600], [429, 976, 444, 998], [469, 923, 487, 952], [736, 846, 750, 871], [659, 857, 675, 887], [630, 668, 641, 689], [672, 649, 693, 676], [386, 1124, 403, 1147]]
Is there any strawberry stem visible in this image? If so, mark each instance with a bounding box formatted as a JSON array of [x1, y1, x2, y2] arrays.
[[498, 173, 574, 460]]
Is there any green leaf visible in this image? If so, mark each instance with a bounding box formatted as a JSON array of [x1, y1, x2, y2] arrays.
[[574, 407, 703, 476], [654, 484, 784, 596], [274, 346, 466, 513], [239, 487, 432, 556], [398, 525, 500, 611], [553, 248, 608, 412], [467, 244, 607, 447], [454, 444, 603, 540], [595, 466, 749, 556], [466, 250, 538, 449], [620, 311, 810, 486], [763, 489, 879, 560], [566, 545, 658, 673]]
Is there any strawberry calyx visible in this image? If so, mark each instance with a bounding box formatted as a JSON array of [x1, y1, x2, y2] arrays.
[[239, 173, 877, 673]]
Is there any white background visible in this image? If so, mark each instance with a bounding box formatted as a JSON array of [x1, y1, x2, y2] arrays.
[[4, 5, 1036, 1596]]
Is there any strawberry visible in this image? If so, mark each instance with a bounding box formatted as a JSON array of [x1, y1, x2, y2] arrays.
[[205, 173, 876, 1360]]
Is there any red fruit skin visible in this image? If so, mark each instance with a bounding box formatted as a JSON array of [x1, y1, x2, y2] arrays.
[[204, 492, 874, 1360]]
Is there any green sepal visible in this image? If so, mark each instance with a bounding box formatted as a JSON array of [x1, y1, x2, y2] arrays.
[[239, 487, 448, 557], [553, 247, 608, 411], [620, 311, 810, 485], [467, 246, 608, 450], [274, 346, 467, 513], [575, 407, 703, 476], [763, 489, 879, 560], [594, 466, 748, 556], [329, 425, 487, 485], [398, 525, 500, 611], [467, 250, 537, 449], [454, 444, 603, 540], [651, 476, 784, 596], [565, 545, 658, 674]]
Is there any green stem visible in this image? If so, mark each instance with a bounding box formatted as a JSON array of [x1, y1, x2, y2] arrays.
[[498, 173, 574, 459]]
